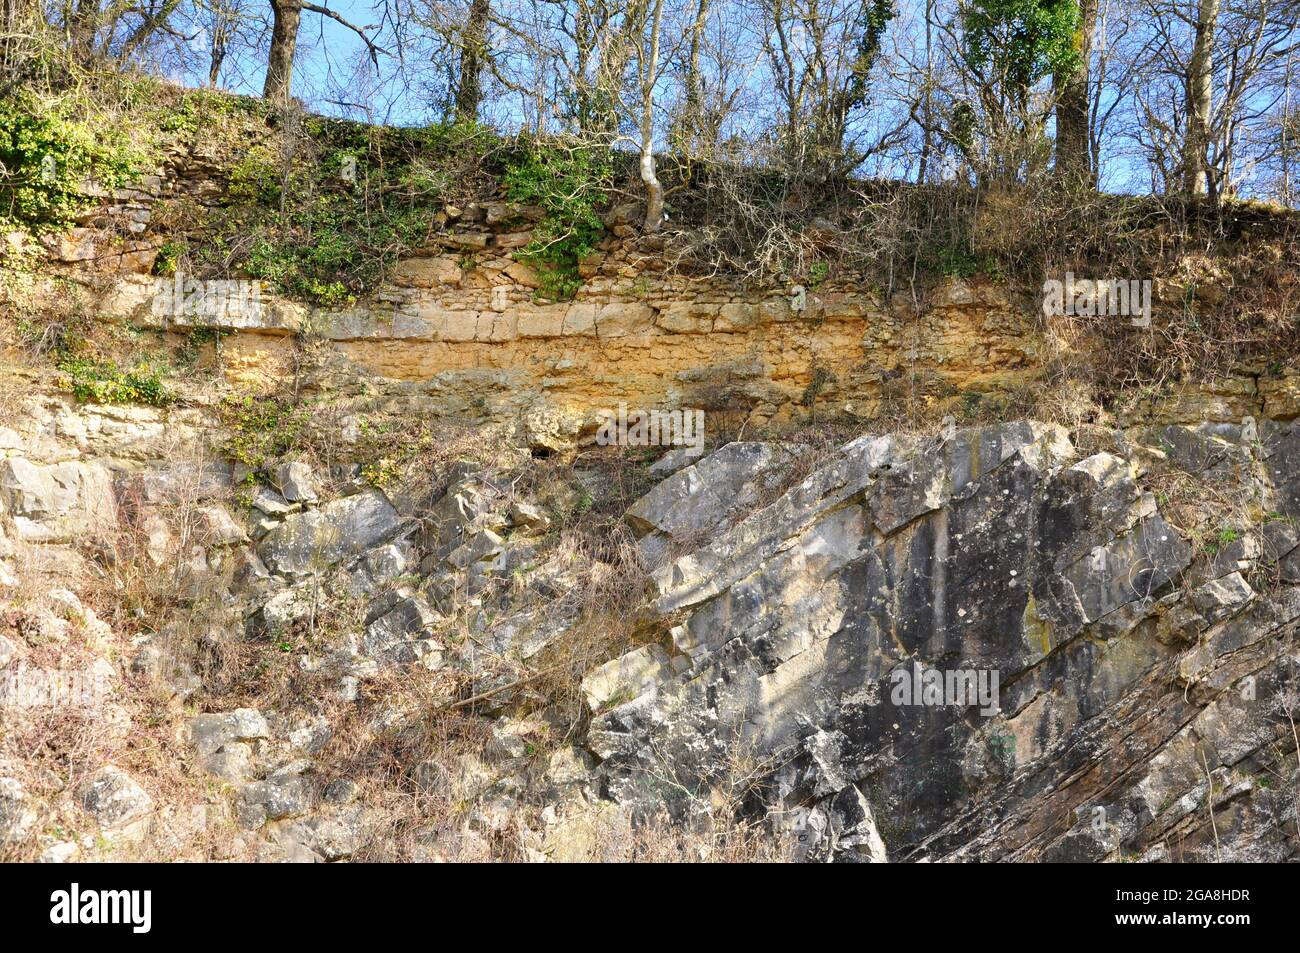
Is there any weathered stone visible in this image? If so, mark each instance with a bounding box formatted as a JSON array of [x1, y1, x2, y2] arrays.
[[198, 504, 248, 545], [0, 777, 36, 844], [563, 303, 599, 336], [252, 486, 295, 515], [484, 718, 546, 763], [389, 255, 463, 288], [485, 201, 545, 225], [431, 231, 489, 251], [363, 595, 443, 667], [447, 529, 504, 570], [204, 742, 257, 782], [627, 442, 795, 555], [648, 445, 706, 477], [581, 419, 1283, 861], [280, 806, 366, 860], [189, 708, 271, 757], [258, 490, 401, 576], [241, 774, 313, 821], [1156, 571, 1255, 644], [275, 462, 320, 503], [581, 644, 687, 712], [0, 459, 115, 541], [508, 501, 550, 531], [322, 778, 360, 804], [544, 745, 597, 787], [515, 306, 567, 338], [595, 302, 655, 338], [78, 766, 153, 829]]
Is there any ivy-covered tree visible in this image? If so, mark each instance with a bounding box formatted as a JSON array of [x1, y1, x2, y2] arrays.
[[952, 0, 1081, 182]]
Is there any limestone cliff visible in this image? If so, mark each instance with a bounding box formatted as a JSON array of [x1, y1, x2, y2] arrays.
[[3, 118, 1300, 862], [2, 379, 1299, 860]]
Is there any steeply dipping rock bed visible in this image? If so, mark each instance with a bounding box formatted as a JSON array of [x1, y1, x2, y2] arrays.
[[2, 395, 1298, 861], [593, 420, 1300, 861]]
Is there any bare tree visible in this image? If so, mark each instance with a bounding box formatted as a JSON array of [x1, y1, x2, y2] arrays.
[[454, 0, 491, 119], [1182, 0, 1219, 193], [759, 0, 897, 179], [263, 0, 388, 106]]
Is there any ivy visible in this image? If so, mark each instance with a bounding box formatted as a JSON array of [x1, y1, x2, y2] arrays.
[[188, 119, 486, 306], [504, 142, 612, 300], [0, 93, 142, 233], [219, 394, 314, 475], [961, 0, 1081, 97]]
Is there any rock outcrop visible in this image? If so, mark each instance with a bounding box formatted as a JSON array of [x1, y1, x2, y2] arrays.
[[590, 420, 1300, 862], [3, 379, 1299, 861]]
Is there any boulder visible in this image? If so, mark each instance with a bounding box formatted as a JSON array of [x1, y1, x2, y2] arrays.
[[189, 708, 271, 757], [258, 490, 401, 577], [627, 442, 796, 560], [363, 595, 443, 668], [77, 766, 153, 829], [0, 777, 36, 844], [581, 644, 687, 712], [275, 462, 320, 503], [240, 773, 313, 823]]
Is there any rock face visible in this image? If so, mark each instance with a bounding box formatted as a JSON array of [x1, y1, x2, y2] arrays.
[[12, 163, 1300, 861], [77, 767, 154, 830], [5, 379, 1300, 862], [0, 458, 116, 541], [588, 421, 1300, 862], [626, 441, 796, 563], [91, 192, 1045, 438], [257, 490, 402, 577]]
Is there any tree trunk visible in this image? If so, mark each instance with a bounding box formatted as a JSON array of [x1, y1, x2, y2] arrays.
[[680, 0, 711, 151], [264, 0, 302, 106], [69, 0, 101, 62], [639, 0, 666, 232], [454, 0, 490, 122], [1055, 0, 1097, 185], [918, 0, 934, 184], [1183, 0, 1219, 196]]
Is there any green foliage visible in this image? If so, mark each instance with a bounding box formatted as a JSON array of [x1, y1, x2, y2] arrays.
[[153, 241, 183, 276], [220, 395, 313, 474], [926, 243, 1001, 279], [191, 121, 485, 305], [226, 145, 281, 205], [58, 357, 173, 406], [176, 326, 222, 367], [353, 416, 435, 489], [961, 0, 1081, 97], [843, 0, 897, 113], [158, 88, 245, 135], [0, 93, 142, 232], [504, 142, 611, 300]]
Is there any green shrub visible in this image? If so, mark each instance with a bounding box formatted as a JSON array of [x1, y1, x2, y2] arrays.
[[0, 93, 142, 232], [59, 357, 173, 406], [220, 395, 313, 475], [193, 121, 465, 306]]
